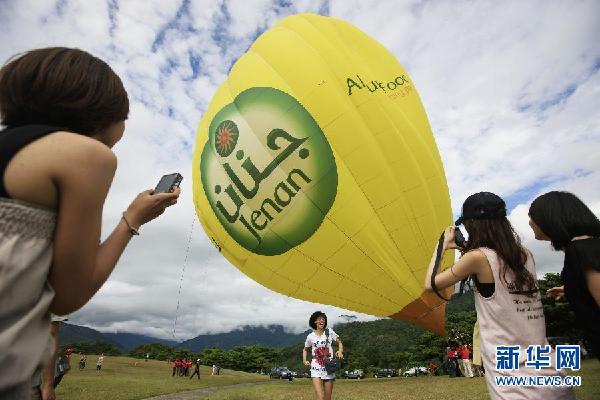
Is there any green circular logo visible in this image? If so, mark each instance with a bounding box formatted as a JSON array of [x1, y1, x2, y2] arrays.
[[200, 87, 338, 256]]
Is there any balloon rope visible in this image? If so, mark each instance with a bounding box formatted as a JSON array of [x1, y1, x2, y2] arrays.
[[172, 218, 195, 339]]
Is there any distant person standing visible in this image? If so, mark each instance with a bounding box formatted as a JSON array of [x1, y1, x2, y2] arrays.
[[458, 344, 473, 378], [96, 354, 104, 373], [445, 346, 458, 378], [180, 358, 187, 376], [189, 359, 201, 380], [172, 359, 179, 377], [79, 354, 87, 370]]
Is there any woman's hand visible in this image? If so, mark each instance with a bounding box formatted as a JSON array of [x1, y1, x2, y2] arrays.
[[335, 350, 344, 359], [124, 187, 181, 228], [304, 360, 310, 367], [546, 285, 565, 301], [443, 226, 458, 249]]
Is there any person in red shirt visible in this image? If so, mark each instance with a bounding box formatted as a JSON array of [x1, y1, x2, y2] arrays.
[[458, 344, 474, 378], [181, 358, 187, 376], [428, 362, 437, 375], [172, 359, 179, 377], [445, 346, 458, 377]]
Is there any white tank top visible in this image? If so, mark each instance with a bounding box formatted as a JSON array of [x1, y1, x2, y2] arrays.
[[474, 247, 575, 400]]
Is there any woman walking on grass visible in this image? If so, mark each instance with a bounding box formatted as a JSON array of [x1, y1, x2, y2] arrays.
[[303, 311, 344, 400], [529, 191, 600, 359], [425, 192, 574, 399]]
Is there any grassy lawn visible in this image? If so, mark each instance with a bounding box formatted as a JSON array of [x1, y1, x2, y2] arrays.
[[56, 356, 599, 400], [205, 359, 600, 400], [55, 355, 268, 400]]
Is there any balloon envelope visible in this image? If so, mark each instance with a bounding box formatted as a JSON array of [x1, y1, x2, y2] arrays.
[[192, 14, 454, 335]]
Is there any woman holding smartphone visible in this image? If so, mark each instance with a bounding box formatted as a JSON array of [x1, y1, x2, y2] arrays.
[[529, 191, 600, 360], [425, 192, 574, 400], [303, 311, 343, 400], [0, 47, 180, 397]]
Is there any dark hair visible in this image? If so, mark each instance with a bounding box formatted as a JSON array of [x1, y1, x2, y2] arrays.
[[529, 191, 600, 250], [463, 217, 537, 295], [309, 311, 327, 329], [0, 47, 129, 135]]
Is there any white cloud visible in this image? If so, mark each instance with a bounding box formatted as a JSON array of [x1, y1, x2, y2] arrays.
[[1, 0, 598, 340]]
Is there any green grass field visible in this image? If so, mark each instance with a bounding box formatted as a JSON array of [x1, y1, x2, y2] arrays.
[[206, 360, 600, 400], [55, 356, 268, 400], [57, 356, 599, 400]]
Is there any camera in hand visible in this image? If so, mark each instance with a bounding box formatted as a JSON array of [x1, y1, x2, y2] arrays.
[[454, 227, 466, 248], [153, 173, 183, 194]]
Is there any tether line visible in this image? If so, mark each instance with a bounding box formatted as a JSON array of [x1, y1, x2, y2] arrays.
[[172, 218, 195, 339]]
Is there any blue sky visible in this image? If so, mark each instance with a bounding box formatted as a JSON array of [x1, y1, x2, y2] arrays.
[[1, 0, 599, 339]]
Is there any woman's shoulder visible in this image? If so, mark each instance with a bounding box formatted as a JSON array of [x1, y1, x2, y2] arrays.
[[565, 238, 600, 270], [45, 132, 117, 171]]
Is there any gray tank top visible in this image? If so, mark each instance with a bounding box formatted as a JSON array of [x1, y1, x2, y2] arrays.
[[0, 199, 56, 391]]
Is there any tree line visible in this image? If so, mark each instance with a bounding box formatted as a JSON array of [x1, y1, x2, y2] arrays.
[[65, 273, 580, 374]]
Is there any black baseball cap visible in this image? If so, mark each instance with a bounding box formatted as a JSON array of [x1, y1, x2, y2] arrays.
[[455, 192, 506, 225]]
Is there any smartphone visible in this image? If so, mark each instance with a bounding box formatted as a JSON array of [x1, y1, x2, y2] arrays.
[[153, 173, 183, 194]]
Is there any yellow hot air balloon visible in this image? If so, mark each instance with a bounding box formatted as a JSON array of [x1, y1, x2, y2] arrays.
[[192, 14, 454, 335]]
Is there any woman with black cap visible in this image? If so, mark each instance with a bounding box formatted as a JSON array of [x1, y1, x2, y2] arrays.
[[529, 191, 600, 360], [425, 192, 574, 400]]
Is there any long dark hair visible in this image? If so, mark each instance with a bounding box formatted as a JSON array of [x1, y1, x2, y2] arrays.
[[463, 218, 537, 295], [529, 191, 600, 250]]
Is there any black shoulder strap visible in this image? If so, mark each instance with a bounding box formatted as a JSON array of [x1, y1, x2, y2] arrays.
[[431, 232, 451, 301], [0, 125, 65, 198]]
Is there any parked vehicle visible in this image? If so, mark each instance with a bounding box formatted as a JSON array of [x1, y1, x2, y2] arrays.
[[270, 366, 293, 379], [373, 368, 398, 378], [402, 366, 429, 377], [343, 369, 365, 379]]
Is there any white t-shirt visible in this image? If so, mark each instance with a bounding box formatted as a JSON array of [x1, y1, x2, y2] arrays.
[[305, 329, 338, 379]]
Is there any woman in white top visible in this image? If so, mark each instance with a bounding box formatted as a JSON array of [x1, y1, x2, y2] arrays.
[[425, 192, 574, 400], [303, 311, 344, 400]]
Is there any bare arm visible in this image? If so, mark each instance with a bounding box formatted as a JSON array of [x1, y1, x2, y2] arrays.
[[303, 347, 310, 366], [48, 137, 179, 315], [41, 322, 60, 400], [335, 338, 344, 358], [424, 227, 486, 292]]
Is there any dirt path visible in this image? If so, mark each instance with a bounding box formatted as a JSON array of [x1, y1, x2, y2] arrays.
[[143, 381, 273, 400]]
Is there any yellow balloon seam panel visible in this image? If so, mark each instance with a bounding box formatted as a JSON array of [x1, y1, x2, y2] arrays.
[[193, 13, 453, 335]]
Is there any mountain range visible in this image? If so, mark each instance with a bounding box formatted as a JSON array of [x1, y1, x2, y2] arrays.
[[59, 323, 309, 351], [60, 293, 475, 352]]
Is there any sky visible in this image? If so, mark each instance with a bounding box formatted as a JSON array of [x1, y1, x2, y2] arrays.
[[1, 0, 599, 341]]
